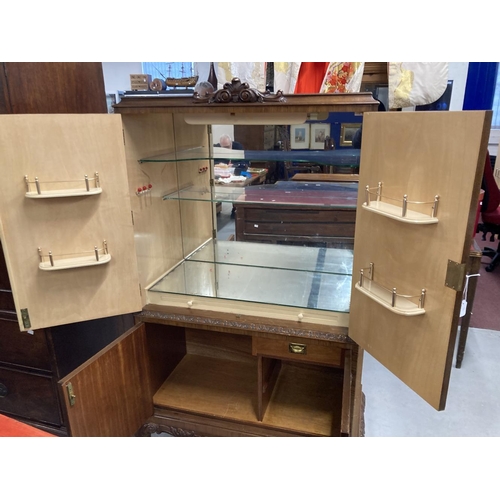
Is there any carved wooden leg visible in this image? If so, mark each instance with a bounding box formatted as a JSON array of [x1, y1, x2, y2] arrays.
[[135, 422, 161, 437]]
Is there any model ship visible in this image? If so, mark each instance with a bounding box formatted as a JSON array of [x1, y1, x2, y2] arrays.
[[166, 75, 198, 88], [164, 63, 198, 88]]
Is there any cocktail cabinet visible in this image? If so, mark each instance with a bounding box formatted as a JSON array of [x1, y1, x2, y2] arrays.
[[0, 85, 490, 436]]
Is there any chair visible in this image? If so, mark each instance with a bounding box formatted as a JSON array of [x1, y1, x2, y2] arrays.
[[477, 152, 500, 272]]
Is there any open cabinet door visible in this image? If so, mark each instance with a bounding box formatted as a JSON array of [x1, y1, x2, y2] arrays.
[[349, 110, 491, 410], [59, 323, 153, 436], [0, 114, 142, 331]]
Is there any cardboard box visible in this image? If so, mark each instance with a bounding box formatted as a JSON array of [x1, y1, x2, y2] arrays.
[[130, 74, 152, 91]]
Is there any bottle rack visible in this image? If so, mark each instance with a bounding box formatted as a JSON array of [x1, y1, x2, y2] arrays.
[[38, 241, 110, 271], [354, 263, 426, 316], [362, 182, 439, 224], [24, 173, 102, 198]]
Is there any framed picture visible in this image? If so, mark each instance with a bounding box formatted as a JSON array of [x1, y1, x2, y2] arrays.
[[290, 124, 310, 149], [310, 123, 331, 149], [340, 123, 362, 146]]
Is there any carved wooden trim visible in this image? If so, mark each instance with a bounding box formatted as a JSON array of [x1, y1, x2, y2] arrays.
[[136, 422, 198, 437], [161, 426, 199, 437], [193, 77, 285, 104], [136, 309, 352, 343]]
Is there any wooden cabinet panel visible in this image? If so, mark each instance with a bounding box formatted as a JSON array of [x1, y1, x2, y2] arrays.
[[349, 110, 491, 410], [0, 291, 15, 311], [59, 323, 157, 437], [1, 63, 107, 114], [0, 366, 62, 425], [0, 241, 11, 291], [0, 315, 52, 371], [0, 114, 142, 331]]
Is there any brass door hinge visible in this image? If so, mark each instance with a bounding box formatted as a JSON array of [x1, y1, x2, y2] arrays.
[[20, 308, 31, 329], [66, 382, 76, 407], [445, 260, 466, 291]]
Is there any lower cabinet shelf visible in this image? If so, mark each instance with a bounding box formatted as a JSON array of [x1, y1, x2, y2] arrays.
[[150, 330, 351, 437], [153, 354, 257, 423], [259, 361, 344, 436]]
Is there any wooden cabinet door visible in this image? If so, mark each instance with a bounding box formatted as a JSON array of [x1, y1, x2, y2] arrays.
[[349, 110, 491, 410], [0, 114, 142, 331], [59, 323, 152, 436]]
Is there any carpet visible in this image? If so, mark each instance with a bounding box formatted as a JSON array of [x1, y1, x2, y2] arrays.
[[469, 233, 500, 330], [0, 413, 55, 437]]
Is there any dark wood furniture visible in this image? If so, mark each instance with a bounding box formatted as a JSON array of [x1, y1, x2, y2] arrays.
[[0, 62, 130, 435], [455, 243, 483, 368], [234, 181, 358, 248], [291, 173, 360, 182], [0, 62, 107, 114]]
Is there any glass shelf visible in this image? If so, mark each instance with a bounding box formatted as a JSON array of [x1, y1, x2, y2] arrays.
[[163, 181, 358, 207], [148, 242, 353, 313], [189, 240, 353, 276], [140, 147, 361, 167]]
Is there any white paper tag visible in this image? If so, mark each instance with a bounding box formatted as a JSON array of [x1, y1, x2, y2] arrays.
[[460, 273, 480, 318], [460, 299, 467, 317]]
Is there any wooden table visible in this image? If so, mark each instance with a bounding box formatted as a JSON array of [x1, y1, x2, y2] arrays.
[[216, 168, 267, 187], [234, 181, 358, 248], [291, 173, 360, 183], [216, 168, 267, 215]]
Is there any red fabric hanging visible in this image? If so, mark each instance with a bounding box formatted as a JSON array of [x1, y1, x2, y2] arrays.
[[294, 62, 329, 93]]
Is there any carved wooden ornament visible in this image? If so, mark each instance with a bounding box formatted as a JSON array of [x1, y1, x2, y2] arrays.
[[193, 77, 286, 104]]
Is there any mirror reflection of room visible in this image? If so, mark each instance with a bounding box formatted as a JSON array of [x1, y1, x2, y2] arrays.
[[214, 113, 365, 250]]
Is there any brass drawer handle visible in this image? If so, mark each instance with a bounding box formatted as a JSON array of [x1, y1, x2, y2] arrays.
[[289, 343, 307, 355]]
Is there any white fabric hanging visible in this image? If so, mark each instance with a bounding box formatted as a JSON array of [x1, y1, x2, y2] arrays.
[[274, 62, 301, 93], [217, 62, 266, 91], [388, 62, 449, 109]]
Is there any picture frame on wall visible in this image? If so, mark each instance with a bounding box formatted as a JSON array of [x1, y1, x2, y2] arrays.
[[290, 124, 310, 149], [340, 123, 362, 146], [310, 123, 331, 149]]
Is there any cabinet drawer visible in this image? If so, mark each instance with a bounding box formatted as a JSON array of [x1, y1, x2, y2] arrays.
[[240, 207, 356, 224], [0, 366, 62, 426], [241, 207, 356, 235], [0, 290, 15, 311], [252, 336, 343, 367], [242, 220, 355, 238], [0, 316, 52, 371]]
